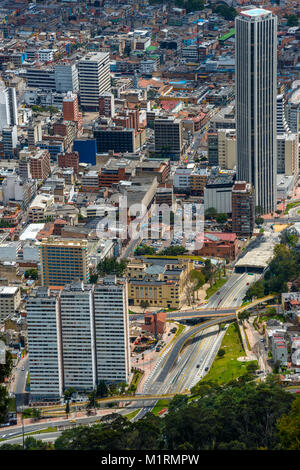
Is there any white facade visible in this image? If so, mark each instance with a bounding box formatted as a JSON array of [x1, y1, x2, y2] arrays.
[[38, 49, 55, 63], [236, 9, 277, 213], [78, 52, 111, 110], [204, 186, 233, 213], [26, 279, 131, 400], [277, 133, 299, 177], [2, 174, 26, 204], [54, 64, 79, 93], [0, 242, 19, 262], [0, 85, 17, 131], [3, 125, 18, 157], [94, 279, 130, 383], [60, 284, 96, 391], [173, 165, 194, 190], [27, 289, 63, 400]]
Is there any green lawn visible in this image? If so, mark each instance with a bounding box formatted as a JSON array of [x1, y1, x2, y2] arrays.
[[8, 397, 16, 412], [205, 277, 228, 299], [196, 323, 258, 385], [124, 409, 141, 420], [174, 323, 185, 338], [152, 399, 170, 416], [284, 201, 300, 214]]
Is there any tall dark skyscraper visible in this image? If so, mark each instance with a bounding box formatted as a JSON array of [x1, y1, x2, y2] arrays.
[[236, 8, 277, 213]]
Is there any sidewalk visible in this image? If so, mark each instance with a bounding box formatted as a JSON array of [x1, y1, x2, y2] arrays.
[[132, 321, 178, 393]]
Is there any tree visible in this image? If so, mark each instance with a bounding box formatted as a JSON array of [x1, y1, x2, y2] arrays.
[[31, 408, 41, 421], [216, 213, 228, 224], [96, 380, 108, 398], [246, 362, 258, 374], [24, 269, 38, 280], [86, 390, 99, 415], [190, 269, 205, 291], [159, 245, 187, 256], [65, 401, 70, 417], [277, 396, 300, 450], [279, 228, 298, 249], [255, 217, 264, 226], [24, 436, 53, 450], [97, 257, 128, 277], [238, 310, 250, 321], [205, 207, 217, 219], [140, 300, 150, 313], [89, 274, 98, 284], [245, 280, 265, 301], [214, 4, 237, 20], [0, 385, 9, 424], [184, 276, 197, 306], [0, 350, 13, 383], [287, 14, 298, 27], [168, 394, 188, 413], [135, 245, 155, 256], [217, 349, 225, 357], [255, 205, 264, 216], [202, 259, 214, 286]]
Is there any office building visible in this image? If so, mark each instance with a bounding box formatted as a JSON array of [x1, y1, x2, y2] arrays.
[[27, 289, 63, 400], [28, 194, 54, 222], [232, 181, 255, 237], [286, 102, 299, 135], [94, 127, 135, 153], [54, 63, 79, 93], [38, 49, 55, 63], [99, 92, 115, 118], [204, 172, 235, 213], [73, 138, 97, 165], [29, 149, 51, 180], [277, 133, 299, 178], [217, 129, 236, 169], [58, 151, 79, 174], [78, 52, 111, 111], [154, 117, 183, 160], [2, 126, 18, 158], [26, 68, 56, 91], [60, 283, 95, 391], [27, 121, 42, 147], [208, 132, 219, 166], [236, 8, 277, 213], [0, 85, 17, 131], [94, 278, 130, 383], [39, 239, 89, 286], [62, 92, 81, 125]]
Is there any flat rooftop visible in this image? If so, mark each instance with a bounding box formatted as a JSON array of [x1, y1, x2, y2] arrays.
[[241, 8, 272, 18]]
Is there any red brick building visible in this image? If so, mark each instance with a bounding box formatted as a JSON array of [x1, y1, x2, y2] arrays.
[[58, 151, 79, 174], [195, 232, 238, 261], [63, 92, 82, 130], [98, 166, 127, 187], [144, 311, 166, 337], [29, 149, 51, 180]]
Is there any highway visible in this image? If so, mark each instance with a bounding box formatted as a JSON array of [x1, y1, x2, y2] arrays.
[[132, 315, 235, 421], [205, 273, 260, 309]]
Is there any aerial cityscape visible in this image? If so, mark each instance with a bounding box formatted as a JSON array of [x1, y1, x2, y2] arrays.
[[0, 0, 299, 454]]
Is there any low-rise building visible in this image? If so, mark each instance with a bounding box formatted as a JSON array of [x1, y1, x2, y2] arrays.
[[195, 232, 238, 261], [0, 286, 21, 323]]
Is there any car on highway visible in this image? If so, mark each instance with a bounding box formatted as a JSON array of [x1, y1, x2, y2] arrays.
[[196, 365, 200, 368], [21, 366, 25, 371], [216, 291, 220, 295], [205, 367, 209, 371]]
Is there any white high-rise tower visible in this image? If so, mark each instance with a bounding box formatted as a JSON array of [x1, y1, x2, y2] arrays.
[[236, 8, 278, 213]]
